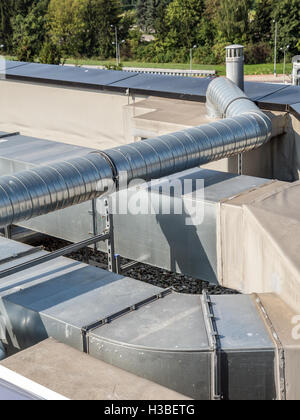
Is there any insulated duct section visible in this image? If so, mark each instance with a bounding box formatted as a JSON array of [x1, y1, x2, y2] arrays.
[[0, 78, 272, 228]]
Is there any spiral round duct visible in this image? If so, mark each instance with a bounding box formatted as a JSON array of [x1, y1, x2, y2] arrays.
[[0, 78, 272, 228]]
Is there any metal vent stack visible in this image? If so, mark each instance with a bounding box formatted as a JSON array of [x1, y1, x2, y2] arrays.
[[225, 45, 245, 91]]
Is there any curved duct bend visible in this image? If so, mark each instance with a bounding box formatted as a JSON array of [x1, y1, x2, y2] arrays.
[[0, 77, 272, 228]]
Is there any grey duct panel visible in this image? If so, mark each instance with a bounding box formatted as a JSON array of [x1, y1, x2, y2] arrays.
[[0, 238, 278, 400], [211, 295, 276, 400], [0, 237, 163, 353], [112, 168, 269, 283], [88, 294, 212, 400]]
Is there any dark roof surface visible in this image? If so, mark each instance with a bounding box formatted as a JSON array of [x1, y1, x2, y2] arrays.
[[2, 60, 300, 118]]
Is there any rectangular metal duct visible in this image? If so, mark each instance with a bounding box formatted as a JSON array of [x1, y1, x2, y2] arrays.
[[0, 237, 277, 400], [111, 168, 269, 283]]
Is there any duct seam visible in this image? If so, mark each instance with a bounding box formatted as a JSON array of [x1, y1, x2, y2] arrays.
[[254, 295, 287, 401]]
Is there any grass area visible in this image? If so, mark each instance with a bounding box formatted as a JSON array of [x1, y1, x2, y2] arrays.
[[4, 55, 293, 76], [65, 57, 293, 76]]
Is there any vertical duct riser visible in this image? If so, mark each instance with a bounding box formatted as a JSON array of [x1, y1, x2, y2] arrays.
[[226, 45, 245, 91]]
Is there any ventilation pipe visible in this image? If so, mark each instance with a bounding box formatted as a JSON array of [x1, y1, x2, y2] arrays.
[[207, 45, 245, 118], [0, 78, 272, 228], [226, 45, 245, 91]]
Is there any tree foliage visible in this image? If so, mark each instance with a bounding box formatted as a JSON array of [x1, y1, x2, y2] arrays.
[[0, 0, 299, 64], [85, 0, 122, 58], [11, 0, 49, 61]]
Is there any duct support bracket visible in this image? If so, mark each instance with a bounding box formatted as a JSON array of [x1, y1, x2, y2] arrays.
[[81, 287, 173, 354], [254, 295, 287, 401], [89, 199, 98, 252], [201, 290, 223, 400], [105, 198, 117, 273], [0, 232, 111, 280]]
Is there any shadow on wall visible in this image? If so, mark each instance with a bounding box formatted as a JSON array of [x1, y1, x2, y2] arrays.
[[154, 175, 228, 283], [241, 114, 300, 182]]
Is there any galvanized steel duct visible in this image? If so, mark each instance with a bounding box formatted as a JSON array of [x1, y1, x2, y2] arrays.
[[0, 77, 272, 228], [0, 154, 114, 227]]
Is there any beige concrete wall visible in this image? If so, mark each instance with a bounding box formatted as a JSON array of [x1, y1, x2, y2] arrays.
[[219, 181, 300, 314], [0, 80, 146, 150]]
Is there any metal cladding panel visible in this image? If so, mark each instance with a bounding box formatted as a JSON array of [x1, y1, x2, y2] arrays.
[[211, 295, 274, 350], [111, 168, 269, 283], [0, 238, 42, 264], [221, 351, 276, 400], [257, 85, 300, 107], [0, 134, 92, 166], [5, 62, 139, 87], [290, 102, 300, 116], [90, 294, 210, 351], [211, 295, 276, 400], [0, 237, 163, 353], [0, 60, 29, 72], [112, 185, 218, 283], [109, 73, 212, 97], [244, 82, 288, 102], [89, 341, 211, 400], [0, 238, 279, 400], [88, 294, 212, 399]]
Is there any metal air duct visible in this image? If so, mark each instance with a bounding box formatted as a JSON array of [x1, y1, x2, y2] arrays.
[[0, 78, 272, 228], [225, 45, 245, 91]]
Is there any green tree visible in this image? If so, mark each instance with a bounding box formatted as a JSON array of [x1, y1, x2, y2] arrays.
[[136, 0, 171, 33], [251, 0, 273, 44], [85, 0, 122, 58], [136, 0, 148, 31], [216, 0, 252, 43], [11, 0, 49, 61], [121, 0, 137, 11], [164, 0, 205, 49], [272, 0, 300, 56], [47, 0, 88, 58]]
